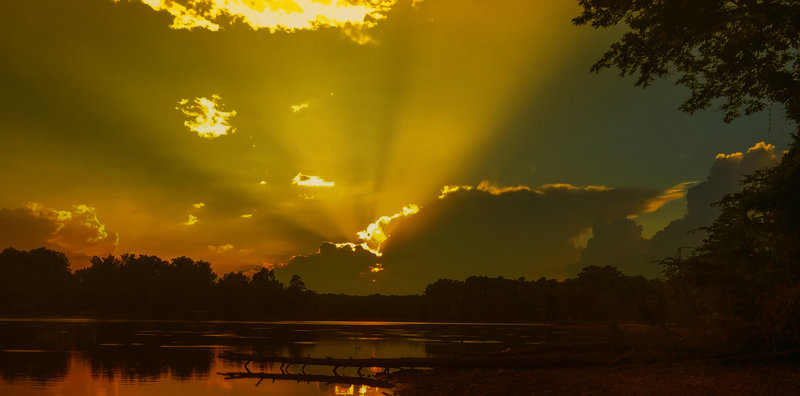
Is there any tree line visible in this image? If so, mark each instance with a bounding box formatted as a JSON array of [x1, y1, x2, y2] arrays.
[[0, 247, 669, 323]]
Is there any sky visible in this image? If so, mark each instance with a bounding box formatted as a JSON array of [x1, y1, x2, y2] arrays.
[[0, 0, 793, 294]]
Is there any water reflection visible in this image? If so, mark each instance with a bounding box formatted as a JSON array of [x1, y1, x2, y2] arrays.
[[0, 351, 70, 384], [0, 319, 557, 395]]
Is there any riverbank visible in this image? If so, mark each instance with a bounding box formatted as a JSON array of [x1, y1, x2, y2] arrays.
[[384, 361, 800, 395], [379, 324, 800, 395]]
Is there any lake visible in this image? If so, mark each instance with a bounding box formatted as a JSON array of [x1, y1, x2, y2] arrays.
[[0, 319, 576, 395]]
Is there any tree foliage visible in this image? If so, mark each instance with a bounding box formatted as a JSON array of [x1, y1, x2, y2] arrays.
[[664, 141, 800, 346], [574, 0, 800, 122], [576, 0, 800, 348]]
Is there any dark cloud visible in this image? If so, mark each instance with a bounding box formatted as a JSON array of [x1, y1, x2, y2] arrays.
[[648, 142, 781, 262], [569, 218, 652, 277], [280, 183, 660, 294], [564, 142, 785, 279], [275, 243, 385, 295], [0, 203, 118, 268], [0, 207, 57, 250]]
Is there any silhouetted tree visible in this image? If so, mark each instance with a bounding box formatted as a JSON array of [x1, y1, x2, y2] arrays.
[[576, 0, 800, 348], [249, 267, 284, 316], [0, 247, 76, 313], [214, 271, 251, 317], [161, 256, 217, 315], [288, 274, 306, 292], [664, 144, 800, 347], [574, 0, 800, 123]]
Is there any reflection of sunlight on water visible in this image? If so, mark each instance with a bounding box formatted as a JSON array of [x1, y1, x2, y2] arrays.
[[334, 384, 378, 395]]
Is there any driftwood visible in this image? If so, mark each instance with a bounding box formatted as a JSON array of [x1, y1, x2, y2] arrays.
[[218, 371, 394, 388], [219, 350, 608, 373]]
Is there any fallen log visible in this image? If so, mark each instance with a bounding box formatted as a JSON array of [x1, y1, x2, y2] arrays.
[[218, 371, 394, 388], [219, 350, 607, 371]]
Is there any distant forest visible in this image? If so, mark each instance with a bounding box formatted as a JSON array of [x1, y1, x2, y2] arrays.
[[0, 247, 671, 323]]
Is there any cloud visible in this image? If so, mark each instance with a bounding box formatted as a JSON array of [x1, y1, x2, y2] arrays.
[[292, 173, 335, 187], [182, 202, 206, 226], [208, 243, 235, 253], [638, 181, 696, 215], [569, 218, 652, 277], [438, 184, 472, 199], [376, 183, 659, 293], [439, 181, 536, 199], [184, 214, 199, 226], [279, 182, 660, 294], [536, 183, 611, 193], [647, 142, 782, 262], [176, 95, 236, 139], [116, 0, 398, 43], [291, 102, 310, 113], [565, 142, 785, 278], [276, 242, 385, 294], [275, 142, 781, 293], [240, 214, 254, 219], [0, 202, 118, 267], [355, 204, 419, 255]]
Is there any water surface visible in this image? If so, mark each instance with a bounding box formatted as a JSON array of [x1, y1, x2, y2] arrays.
[[0, 319, 561, 395]]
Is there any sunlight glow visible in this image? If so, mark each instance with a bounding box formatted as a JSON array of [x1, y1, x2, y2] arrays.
[[292, 173, 335, 187], [176, 95, 236, 139], [439, 182, 616, 199], [536, 183, 611, 193], [208, 243, 234, 253], [184, 214, 198, 226], [116, 0, 397, 43], [25, 202, 113, 244], [333, 384, 371, 395], [356, 204, 419, 256], [369, 263, 384, 272], [291, 102, 310, 113], [639, 181, 696, 214], [438, 184, 473, 199], [334, 242, 360, 252], [478, 181, 532, 195]]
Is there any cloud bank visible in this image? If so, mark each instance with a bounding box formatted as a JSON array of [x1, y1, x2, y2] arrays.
[[280, 182, 661, 294], [647, 142, 782, 262], [0, 203, 118, 267], [574, 142, 784, 278]]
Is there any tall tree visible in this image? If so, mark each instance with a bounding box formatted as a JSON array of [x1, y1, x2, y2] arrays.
[[574, 0, 800, 347], [574, 0, 800, 123]]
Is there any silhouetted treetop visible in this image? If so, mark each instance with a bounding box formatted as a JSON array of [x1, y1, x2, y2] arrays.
[[574, 0, 800, 122]]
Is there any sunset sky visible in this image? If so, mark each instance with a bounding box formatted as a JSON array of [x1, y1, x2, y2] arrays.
[[0, 0, 792, 294]]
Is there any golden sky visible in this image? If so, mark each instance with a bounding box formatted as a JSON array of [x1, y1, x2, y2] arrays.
[[0, 0, 790, 294]]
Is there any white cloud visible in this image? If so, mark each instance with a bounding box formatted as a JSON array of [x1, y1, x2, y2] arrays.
[[176, 95, 236, 139], [116, 0, 400, 44], [292, 173, 335, 187], [291, 102, 310, 113]]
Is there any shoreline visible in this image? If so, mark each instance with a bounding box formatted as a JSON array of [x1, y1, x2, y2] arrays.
[[382, 361, 800, 395]]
